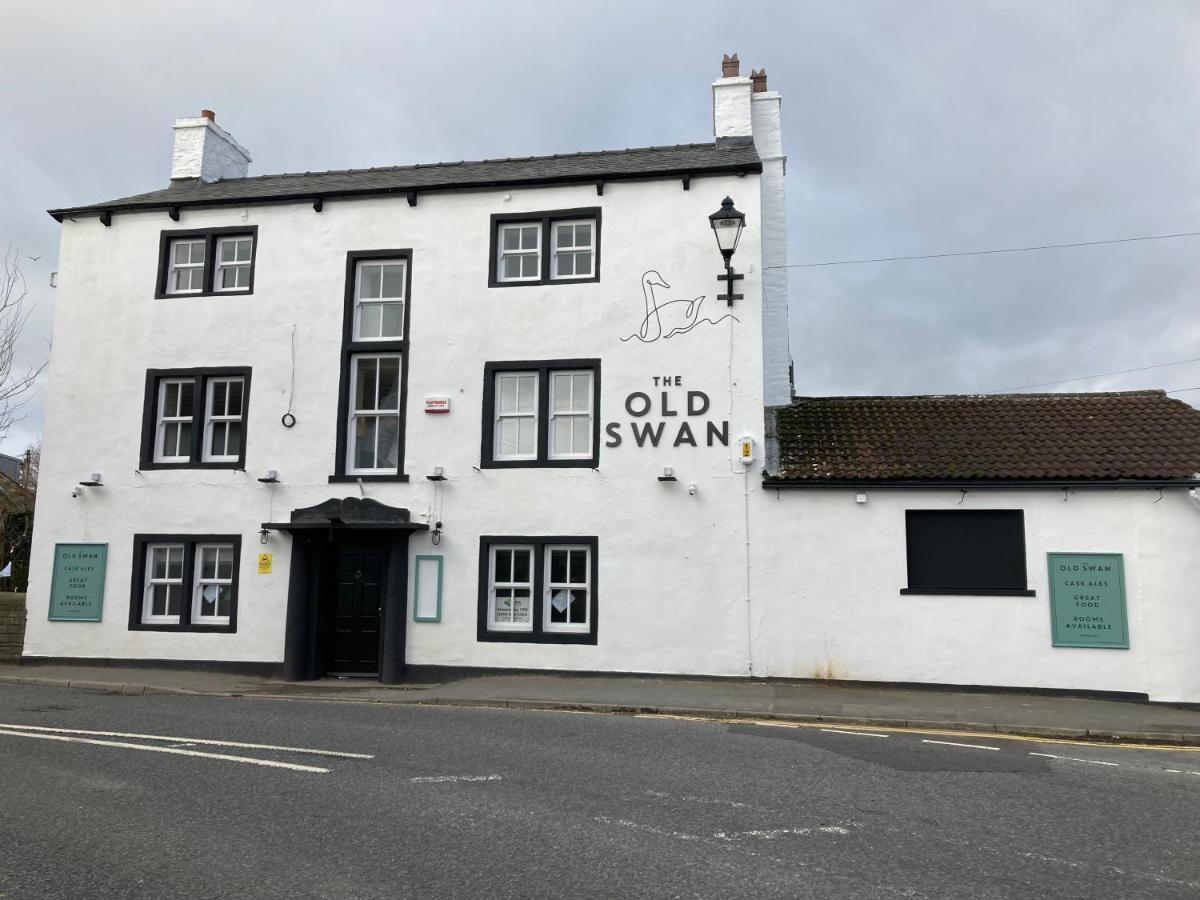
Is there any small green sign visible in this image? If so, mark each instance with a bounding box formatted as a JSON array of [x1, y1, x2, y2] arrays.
[[48, 543, 108, 621], [1047, 553, 1128, 649]]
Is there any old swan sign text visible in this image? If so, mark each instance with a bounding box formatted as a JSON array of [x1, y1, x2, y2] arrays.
[[605, 376, 729, 449]]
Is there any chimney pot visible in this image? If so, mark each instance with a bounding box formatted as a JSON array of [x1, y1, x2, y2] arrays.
[[201, 109, 216, 121], [751, 69, 767, 93], [721, 53, 740, 78]]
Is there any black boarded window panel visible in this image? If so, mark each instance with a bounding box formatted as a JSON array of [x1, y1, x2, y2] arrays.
[[903, 510, 1031, 595]]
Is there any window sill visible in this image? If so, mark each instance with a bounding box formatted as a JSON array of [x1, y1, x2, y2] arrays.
[[139, 462, 245, 472], [900, 587, 1036, 597], [156, 289, 254, 299], [488, 275, 600, 289], [477, 630, 597, 645], [328, 473, 410, 483], [480, 459, 598, 470], [128, 623, 238, 633]]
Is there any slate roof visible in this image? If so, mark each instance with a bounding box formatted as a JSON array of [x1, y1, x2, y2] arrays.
[[770, 391, 1200, 484], [48, 140, 762, 220]]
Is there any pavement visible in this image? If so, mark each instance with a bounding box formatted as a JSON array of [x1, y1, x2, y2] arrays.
[[2, 660, 1198, 746]]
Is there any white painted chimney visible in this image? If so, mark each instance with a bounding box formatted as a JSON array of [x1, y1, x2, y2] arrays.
[[170, 109, 252, 182], [712, 53, 753, 140]]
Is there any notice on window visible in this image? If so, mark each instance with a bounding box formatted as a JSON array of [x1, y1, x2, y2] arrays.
[[48, 543, 107, 621], [1047, 553, 1129, 649], [257, 553, 272, 575]]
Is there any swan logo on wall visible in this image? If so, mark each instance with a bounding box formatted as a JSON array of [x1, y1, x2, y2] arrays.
[[620, 270, 739, 344]]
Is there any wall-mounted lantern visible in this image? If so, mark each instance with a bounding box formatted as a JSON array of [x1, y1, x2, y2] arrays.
[[709, 196, 746, 306]]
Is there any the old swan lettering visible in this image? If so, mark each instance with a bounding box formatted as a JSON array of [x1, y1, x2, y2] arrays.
[[605, 376, 729, 449]]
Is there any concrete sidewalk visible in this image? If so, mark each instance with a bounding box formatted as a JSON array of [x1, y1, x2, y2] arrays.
[[2, 662, 1198, 746]]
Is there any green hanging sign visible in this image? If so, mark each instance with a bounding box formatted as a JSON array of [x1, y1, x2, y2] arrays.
[[48, 543, 108, 622], [1047, 553, 1128, 649]]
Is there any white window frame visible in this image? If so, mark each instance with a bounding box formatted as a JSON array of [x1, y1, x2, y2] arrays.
[[493, 372, 539, 462], [191, 543, 235, 626], [496, 222, 542, 283], [214, 235, 254, 293], [346, 353, 403, 475], [548, 370, 593, 460], [488, 545, 535, 632], [550, 219, 595, 280], [542, 545, 591, 633], [155, 378, 195, 463], [353, 259, 407, 341], [167, 239, 206, 294], [143, 543, 186, 625], [201, 376, 245, 463]]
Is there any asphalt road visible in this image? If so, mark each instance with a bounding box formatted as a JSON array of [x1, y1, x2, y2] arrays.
[[0, 685, 1197, 899]]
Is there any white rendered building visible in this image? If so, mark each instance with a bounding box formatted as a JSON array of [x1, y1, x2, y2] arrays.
[[26, 58, 1200, 702]]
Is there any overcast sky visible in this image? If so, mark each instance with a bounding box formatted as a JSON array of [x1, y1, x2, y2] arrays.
[[2, 0, 1198, 455]]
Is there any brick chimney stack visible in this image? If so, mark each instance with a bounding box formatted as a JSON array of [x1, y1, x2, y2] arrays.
[[721, 53, 740, 77], [750, 69, 768, 93]]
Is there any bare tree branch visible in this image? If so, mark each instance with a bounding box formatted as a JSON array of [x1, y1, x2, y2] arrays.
[[0, 246, 47, 446]]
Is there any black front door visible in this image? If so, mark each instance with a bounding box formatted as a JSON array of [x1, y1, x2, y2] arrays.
[[325, 544, 386, 676]]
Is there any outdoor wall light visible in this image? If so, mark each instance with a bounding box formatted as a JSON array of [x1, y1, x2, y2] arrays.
[[257, 469, 280, 484], [259, 527, 270, 545], [79, 472, 102, 487], [709, 196, 746, 306], [658, 466, 677, 483], [427, 466, 446, 482]]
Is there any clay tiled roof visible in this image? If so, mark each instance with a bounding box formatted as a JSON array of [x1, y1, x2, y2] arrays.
[[771, 391, 1200, 483], [48, 140, 761, 220]]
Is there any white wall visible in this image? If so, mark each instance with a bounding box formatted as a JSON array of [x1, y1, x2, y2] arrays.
[[753, 487, 1200, 703], [25, 174, 768, 676]]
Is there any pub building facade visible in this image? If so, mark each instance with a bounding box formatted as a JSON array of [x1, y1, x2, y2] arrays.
[[26, 58, 1200, 703]]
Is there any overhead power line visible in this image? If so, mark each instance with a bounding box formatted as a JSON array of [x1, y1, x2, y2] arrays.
[[766, 230, 1200, 269], [1166, 386, 1200, 395], [991, 356, 1200, 394]]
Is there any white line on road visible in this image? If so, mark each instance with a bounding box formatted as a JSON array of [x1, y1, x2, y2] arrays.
[[922, 739, 1000, 751], [409, 774, 502, 783], [1029, 752, 1119, 767], [820, 728, 889, 738], [0, 727, 330, 773], [0, 723, 373, 759]]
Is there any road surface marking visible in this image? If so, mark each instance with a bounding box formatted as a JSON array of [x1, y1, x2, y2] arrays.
[[1029, 752, 1119, 766], [922, 739, 999, 751], [0, 727, 329, 773], [409, 774, 502, 783], [0, 723, 373, 759], [821, 728, 888, 738], [1165, 769, 1182, 773]]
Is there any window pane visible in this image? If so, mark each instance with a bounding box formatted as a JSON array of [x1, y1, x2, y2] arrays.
[[162, 423, 179, 457], [502, 255, 522, 279], [226, 421, 241, 456], [152, 584, 169, 616], [200, 548, 217, 580], [209, 421, 227, 457], [220, 240, 236, 263], [552, 374, 572, 411], [379, 358, 401, 409], [572, 417, 590, 453], [381, 265, 404, 298], [220, 267, 237, 289], [235, 239, 252, 262], [494, 549, 512, 583], [569, 588, 587, 622], [216, 549, 234, 580], [549, 589, 570, 623], [216, 584, 232, 617], [502, 227, 520, 251], [557, 254, 575, 277], [227, 380, 243, 415], [359, 303, 382, 339], [572, 374, 591, 407], [520, 255, 538, 278], [516, 375, 535, 412], [513, 549, 531, 583], [166, 584, 182, 616], [552, 416, 571, 455], [556, 225, 573, 248], [354, 417, 377, 469], [167, 547, 184, 579], [498, 375, 518, 413], [191, 242, 206, 263], [520, 226, 538, 249], [550, 549, 567, 583], [575, 252, 592, 274], [178, 382, 194, 418], [176, 422, 192, 456], [498, 419, 520, 457], [378, 416, 399, 468], [151, 549, 168, 580], [569, 549, 586, 583], [360, 264, 382, 299], [381, 302, 404, 337], [211, 380, 227, 414], [517, 418, 535, 455], [164, 382, 180, 416], [511, 589, 531, 623], [355, 358, 378, 410]]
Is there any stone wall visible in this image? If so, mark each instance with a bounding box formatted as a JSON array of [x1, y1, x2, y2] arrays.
[[0, 592, 26, 660]]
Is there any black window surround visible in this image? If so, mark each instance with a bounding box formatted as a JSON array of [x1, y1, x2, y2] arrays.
[[487, 207, 602, 287], [480, 359, 601, 469], [155, 226, 259, 298], [139, 367, 252, 471], [128, 534, 242, 633], [477, 536, 599, 644], [330, 249, 412, 483], [901, 509, 1035, 596]]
